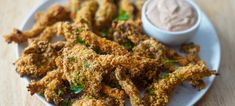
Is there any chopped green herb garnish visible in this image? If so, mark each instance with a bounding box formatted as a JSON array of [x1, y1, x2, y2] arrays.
[[117, 9, 129, 21], [69, 83, 84, 94], [77, 37, 86, 44], [84, 61, 90, 69], [160, 72, 169, 79], [67, 57, 78, 63], [122, 39, 134, 50], [162, 58, 177, 65], [146, 89, 155, 96], [57, 89, 63, 96], [88, 95, 93, 99]]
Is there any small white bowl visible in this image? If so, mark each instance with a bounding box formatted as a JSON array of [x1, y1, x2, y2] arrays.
[[142, 0, 201, 45]]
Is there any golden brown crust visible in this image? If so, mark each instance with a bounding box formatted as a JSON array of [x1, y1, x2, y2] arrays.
[[5, 1, 216, 105], [143, 62, 215, 106], [4, 4, 69, 43], [94, 0, 117, 29]]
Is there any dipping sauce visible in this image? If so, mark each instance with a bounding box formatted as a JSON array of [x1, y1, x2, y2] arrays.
[[146, 0, 197, 32]]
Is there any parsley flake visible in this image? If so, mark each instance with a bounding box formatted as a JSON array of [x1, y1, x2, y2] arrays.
[[69, 83, 84, 94], [117, 9, 129, 21]]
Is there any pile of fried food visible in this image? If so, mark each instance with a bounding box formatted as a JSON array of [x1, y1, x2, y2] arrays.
[[4, 0, 217, 106]]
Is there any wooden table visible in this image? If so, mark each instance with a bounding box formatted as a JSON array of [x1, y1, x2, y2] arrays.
[[0, 0, 234, 106]]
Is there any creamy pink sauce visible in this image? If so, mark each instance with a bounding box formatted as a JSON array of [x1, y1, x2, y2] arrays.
[[146, 0, 197, 32]]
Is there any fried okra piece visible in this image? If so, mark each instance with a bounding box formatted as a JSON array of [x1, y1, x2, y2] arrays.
[[143, 62, 216, 106], [102, 84, 125, 106], [94, 0, 117, 29], [15, 41, 60, 78], [133, 39, 189, 68], [118, 0, 135, 20], [61, 44, 160, 95], [180, 43, 206, 89], [61, 44, 106, 96], [72, 95, 118, 106], [109, 21, 147, 49], [134, 0, 145, 18], [4, 4, 69, 43], [115, 67, 144, 106], [67, 0, 82, 20], [74, 0, 98, 28], [28, 69, 64, 104], [181, 43, 201, 63], [37, 22, 129, 55]]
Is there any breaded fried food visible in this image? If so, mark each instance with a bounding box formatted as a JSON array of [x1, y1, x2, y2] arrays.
[[143, 62, 216, 106], [27, 69, 64, 104], [72, 95, 118, 106], [60, 44, 159, 95], [102, 84, 125, 106], [118, 0, 135, 20], [74, 0, 98, 28], [95, 0, 117, 29], [15, 41, 60, 78], [115, 67, 144, 106], [5, 0, 217, 105], [37, 21, 129, 55], [134, 0, 145, 18], [67, 0, 81, 20], [4, 4, 69, 43], [109, 21, 147, 47]]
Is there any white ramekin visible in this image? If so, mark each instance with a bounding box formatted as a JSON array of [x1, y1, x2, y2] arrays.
[[142, 0, 201, 45]]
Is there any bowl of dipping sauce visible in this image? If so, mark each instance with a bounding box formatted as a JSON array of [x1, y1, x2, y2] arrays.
[[142, 0, 201, 45]]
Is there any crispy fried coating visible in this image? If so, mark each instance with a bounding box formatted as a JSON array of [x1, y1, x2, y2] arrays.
[[118, 0, 134, 20], [72, 95, 117, 106], [15, 41, 60, 78], [134, 0, 145, 18], [67, 0, 81, 20], [37, 22, 128, 55], [94, 0, 117, 29], [74, 0, 98, 28], [61, 44, 159, 95], [28, 69, 64, 104], [102, 84, 125, 106], [143, 62, 216, 106], [5, 1, 217, 105], [4, 4, 69, 43], [109, 21, 147, 46], [115, 67, 144, 106]]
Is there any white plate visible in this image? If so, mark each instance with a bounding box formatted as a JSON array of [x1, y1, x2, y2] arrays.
[[16, 0, 221, 106]]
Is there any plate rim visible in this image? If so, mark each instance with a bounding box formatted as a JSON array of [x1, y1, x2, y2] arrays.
[[15, 0, 221, 106]]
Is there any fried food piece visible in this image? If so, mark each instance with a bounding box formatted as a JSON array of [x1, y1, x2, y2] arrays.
[[28, 69, 64, 104], [95, 0, 117, 29], [61, 44, 159, 95], [181, 43, 206, 89], [143, 62, 216, 106], [118, 0, 134, 20], [109, 21, 147, 47], [134, 0, 145, 18], [37, 22, 128, 55], [15, 41, 60, 78], [115, 67, 144, 106], [72, 95, 117, 106], [4, 4, 69, 43], [61, 44, 105, 96], [74, 0, 98, 28], [181, 43, 201, 63], [102, 84, 125, 106], [67, 0, 81, 20]]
